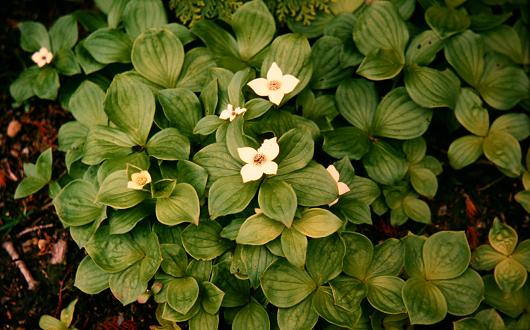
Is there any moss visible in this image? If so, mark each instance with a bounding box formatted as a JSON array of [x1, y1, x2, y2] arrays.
[[168, 0, 335, 26]]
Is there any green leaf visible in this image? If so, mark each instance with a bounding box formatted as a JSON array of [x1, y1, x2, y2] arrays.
[[270, 162, 338, 207], [366, 276, 406, 314], [258, 180, 297, 227], [231, 0, 275, 61], [39, 315, 67, 330], [292, 208, 343, 238], [513, 240, 530, 272], [488, 218, 518, 256], [208, 175, 259, 219], [483, 131, 523, 178], [494, 258, 527, 293], [353, 1, 409, 54], [232, 300, 270, 330], [75, 40, 106, 74], [123, 0, 167, 39], [190, 20, 242, 71], [236, 214, 285, 245], [146, 128, 190, 161], [33, 67, 60, 100], [10, 67, 39, 104], [329, 275, 366, 311], [306, 235, 345, 285], [372, 87, 432, 139], [244, 98, 272, 120], [225, 116, 252, 161], [405, 30, 444, 66], [483, 275, 527, 318], [490, 113, 530, 141], [280, 228, 307, 268], [405, 65, 460, 109], [342, 232, 374, 280], [175, 160, 208, 198], [97, 170, 148, 209], [311, 36, 354, 89], [18, 21, 50, 52], [69, 80, 108, 127], [402, 234, 427, 278], [194, 115, 224, 135], [410, 167, 438, 198], [444, 30, 485, 87], [201, 282, 224, 314], [85, 226, 143, 273], [49, 15, 78, 52], [276, 129, 314, 176], [167, 277, 200, 314], [478, 55, 530, 110], [160, 243, 188, 278], [448, 135, 484, 170], [54, 179, 106, 226], [357, 48, 404, 81], [181, 221, 231, 260], [335, 79, 378, 132], [158, 88, 202, 137], [60, 299, 77, 327], [402, 278, 448, 325], [363, 141, 408, 186], [471, 245, 506, 270], [454, 88, 489, 137], [155, 183, 200, 226], [105, 74, 155, 145], [186, 260, 212, 283], [189, 307, 219, 330], [261, 260, 316, 308], [74, 256, 110, 294], [312, 286, 361, 328], [82, 126, 136, 165], [193, 143, 240, 182], [425, 6, 470, 39], [261, 33, 313, 103], [338, 199, 372, 225], [433, 269, 484, 316], [403, 195, 432, 224], [54, 49, 81, 76], [177, 47, 216, 92], [84, 28, 132, 64], [131, 28, 183, 88], [323, 127, 371, 160], [239, 245, 277, 288], [15, 148, 53, 199], [423, 231, 470, 280], [277, 297, 318, 330], [367, 238, 404, 278], [482, 25, 524, 64]]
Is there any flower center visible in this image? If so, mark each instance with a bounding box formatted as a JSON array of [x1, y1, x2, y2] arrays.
[[253, 153, 265, 165], [41, 56, 47, 60], [135, 175, 148, 186], [268, 80, 281, 91]]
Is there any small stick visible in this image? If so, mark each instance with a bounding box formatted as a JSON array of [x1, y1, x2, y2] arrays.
[[2, 241, 39, 290], [16, 223, 54, 238]]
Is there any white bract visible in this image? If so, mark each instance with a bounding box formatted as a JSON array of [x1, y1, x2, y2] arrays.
[[220, 104, 247, 122], [127, 170, 152, 190], [237, 138, 279, 183], [247, 62, 299, 105], [31, 47, 53, 68], [327, 165, 350, 206]]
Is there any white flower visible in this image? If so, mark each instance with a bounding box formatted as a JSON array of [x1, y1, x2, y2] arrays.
[[237, 138, 279, 183], [247, 62, 299, 106], [31, 47, 53, 68], [220, 104, 247, 122], [127, 170, 152, 190], [327, 165, 350, 206]]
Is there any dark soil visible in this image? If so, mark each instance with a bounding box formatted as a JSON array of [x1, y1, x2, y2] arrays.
[[0, 1, 528, 329]]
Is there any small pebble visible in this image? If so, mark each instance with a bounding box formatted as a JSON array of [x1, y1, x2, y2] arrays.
[[7, 120, 22, 138]]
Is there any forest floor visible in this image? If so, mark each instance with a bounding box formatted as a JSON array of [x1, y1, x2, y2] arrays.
[[0, 0, 528, 329]]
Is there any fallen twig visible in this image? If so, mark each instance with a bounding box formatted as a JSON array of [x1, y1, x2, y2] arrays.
[[16, 223, 54, 238], [2, 241, 39, 290]]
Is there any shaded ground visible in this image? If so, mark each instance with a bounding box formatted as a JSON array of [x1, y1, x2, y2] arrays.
[[1, 1, 528, 329]]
